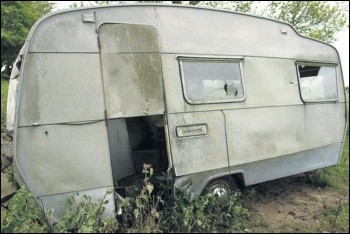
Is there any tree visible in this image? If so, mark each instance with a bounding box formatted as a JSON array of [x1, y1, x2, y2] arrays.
[[195, 1, 255, 13], [1, 1, 55, 69], [262, 1, 348, 43]]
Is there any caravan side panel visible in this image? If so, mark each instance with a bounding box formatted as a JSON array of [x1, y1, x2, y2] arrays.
[[14, 10, 115, 219]]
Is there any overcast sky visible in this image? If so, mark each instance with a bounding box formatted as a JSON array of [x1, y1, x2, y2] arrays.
[[333, 28, 349, 87], [53, 1, 349, 87]]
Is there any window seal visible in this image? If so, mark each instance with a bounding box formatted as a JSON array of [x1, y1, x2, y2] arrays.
[[178, 57, 246, 105], [296, 62, 339, 103]]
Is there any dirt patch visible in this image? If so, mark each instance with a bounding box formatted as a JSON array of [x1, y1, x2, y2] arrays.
[[241, 174, 348, 233], [1, 133, 17, 213]]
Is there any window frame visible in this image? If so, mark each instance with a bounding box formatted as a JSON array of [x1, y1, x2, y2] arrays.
[[178, 56, 246, 104], [296, 62, 338, 103]]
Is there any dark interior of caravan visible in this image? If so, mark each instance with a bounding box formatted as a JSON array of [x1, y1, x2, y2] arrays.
[[110, 115, 169, 197]]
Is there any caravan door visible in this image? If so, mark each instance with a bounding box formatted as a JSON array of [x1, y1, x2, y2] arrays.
[[98, 23, 165, 181]]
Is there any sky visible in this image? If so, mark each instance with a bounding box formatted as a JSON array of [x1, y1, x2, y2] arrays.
[[53, 1, 349, 87], [333, 28, 349, 87]]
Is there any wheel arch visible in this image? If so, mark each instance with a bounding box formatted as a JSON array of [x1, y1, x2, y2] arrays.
[[174, 168, 246, 201]]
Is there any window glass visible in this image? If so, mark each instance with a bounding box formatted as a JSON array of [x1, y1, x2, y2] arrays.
[[180, 60, 244, 104], [297, 64, 338, 102]]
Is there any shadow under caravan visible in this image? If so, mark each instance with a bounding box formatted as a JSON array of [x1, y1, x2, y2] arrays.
[[108, 115, 168, 196]]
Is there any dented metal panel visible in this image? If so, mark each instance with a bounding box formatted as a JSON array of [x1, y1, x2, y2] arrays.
[[99, 24, 165, 118], [168, 111, 228, 176], [174, 167, 230, 201], [175, 142, 342, 200], [16, 122, 113, 197]]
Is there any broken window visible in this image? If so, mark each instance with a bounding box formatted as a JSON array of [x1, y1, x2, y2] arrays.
[[297, 63, 338, 102], [179, 58, 245, 104]]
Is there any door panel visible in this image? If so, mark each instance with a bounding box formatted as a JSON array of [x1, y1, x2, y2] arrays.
[[168, 111, 228, 176], [99, 23, 165, 119]]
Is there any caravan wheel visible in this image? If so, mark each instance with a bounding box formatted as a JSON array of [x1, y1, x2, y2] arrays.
[[202, 178, 233, 201]]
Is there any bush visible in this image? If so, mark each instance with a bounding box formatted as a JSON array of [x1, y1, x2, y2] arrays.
[[161, 190, 249, 233], [2, 165, 250, 233], [1, 187, 47, 233], [52, 188, 118, 233]]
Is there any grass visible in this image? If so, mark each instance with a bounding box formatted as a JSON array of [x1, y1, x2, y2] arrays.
[[306, 132, 349, 233], [306, 204, 349, 233], [304, 91, 349, 233], [313, 90, 349, 193], [313, 134, 349, 192], [1, 77, 9, 133]]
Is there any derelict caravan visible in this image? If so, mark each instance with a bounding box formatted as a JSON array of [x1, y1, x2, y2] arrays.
[[7, 4, 348, 220]]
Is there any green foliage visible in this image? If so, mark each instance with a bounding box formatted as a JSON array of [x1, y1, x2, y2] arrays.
[[305, 125, 348, 233], [331, 203, 349, 232], [313, 131, 349, 192], [262, 1, 348, 43], [1, 187, 48, 233], [1, 1, 54, 66], [161, 190, 249, 233], [116, 164, 249, 233], [245, 186, 256, 198], [69, 1, 124, 8], [118, 164, 164, 232], [1, 186, 118, 233], [199, 1, 256, 13], [5, 163, 15, 185], [306, 201, 349, 233], [1, 78, 9, 132], [52, 188, 118, 233], [95, 1, 123, 4]]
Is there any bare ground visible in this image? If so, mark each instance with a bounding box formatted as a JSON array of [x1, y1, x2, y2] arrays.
[[241, 173, 349, 233], [1, 133, 348, 232]]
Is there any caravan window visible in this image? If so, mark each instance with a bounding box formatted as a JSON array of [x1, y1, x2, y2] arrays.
[[179, 59, 245, 104], [297, 63, 338, 102]]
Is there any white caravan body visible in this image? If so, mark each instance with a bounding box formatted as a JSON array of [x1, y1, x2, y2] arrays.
[[7, 4, 348, 220]]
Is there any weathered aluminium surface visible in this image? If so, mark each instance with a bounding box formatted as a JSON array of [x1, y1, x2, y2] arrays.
[[7, 4, 347, 221]]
